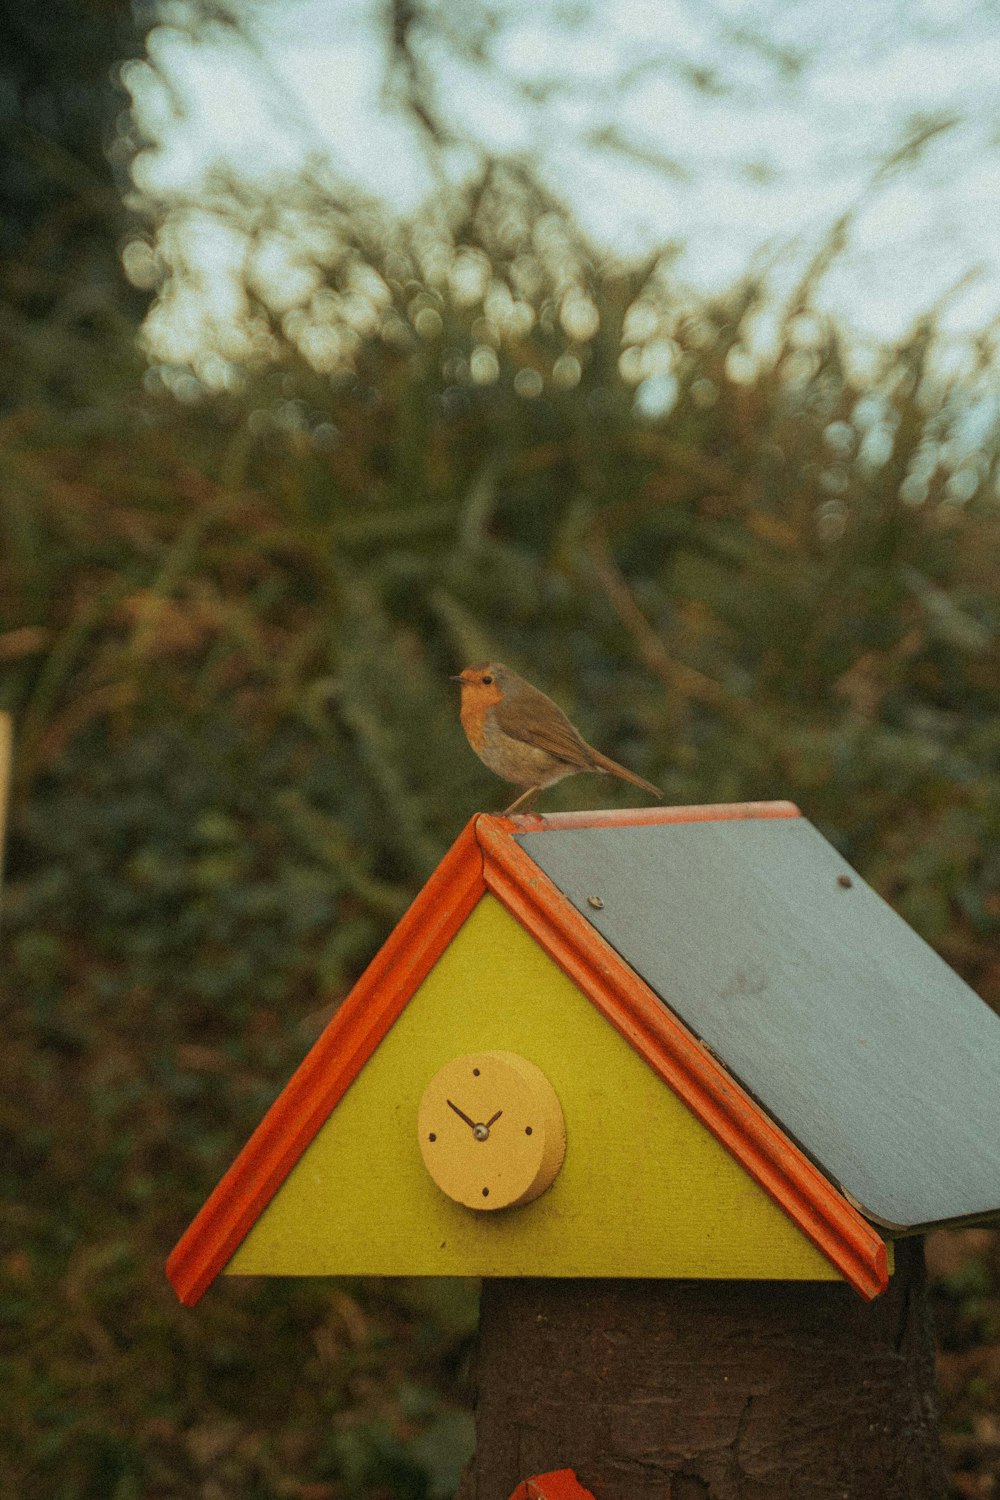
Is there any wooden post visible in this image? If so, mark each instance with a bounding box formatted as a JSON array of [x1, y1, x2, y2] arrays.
[[460, 1239, 945, 1500]]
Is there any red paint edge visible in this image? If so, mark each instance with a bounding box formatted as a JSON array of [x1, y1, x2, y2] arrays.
[[505, 799, 800, 832], [166, 817, 486, 1306], [166, 800, 887, 1305], [476, 815, 888, 1301], [509, 1471, 597, 1500]]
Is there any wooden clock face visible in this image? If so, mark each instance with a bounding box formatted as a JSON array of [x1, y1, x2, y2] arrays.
[[417, 1051, 566, 1211]]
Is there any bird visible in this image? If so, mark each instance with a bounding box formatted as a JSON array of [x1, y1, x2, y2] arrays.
[[452, 661, 662, 815]]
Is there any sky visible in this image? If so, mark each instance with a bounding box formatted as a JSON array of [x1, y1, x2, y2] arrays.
[[125, 0, 1000, 366]]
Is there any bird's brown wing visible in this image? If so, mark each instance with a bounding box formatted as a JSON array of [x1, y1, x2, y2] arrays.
[[493, 684, 596, 769]]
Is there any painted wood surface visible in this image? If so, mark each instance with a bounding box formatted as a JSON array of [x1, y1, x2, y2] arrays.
[[478, 814, 888, 1297], [167, 816, 486, 1306], [226, 894, 841, 1281], [170, 806, 888, 1304], [518, 817, 1000, 1230], [507, 1471, 597, 1500]]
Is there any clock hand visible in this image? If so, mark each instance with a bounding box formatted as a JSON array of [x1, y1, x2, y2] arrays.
[[447, 1099, 478, 1131], [484, 1110, 503, 1129]]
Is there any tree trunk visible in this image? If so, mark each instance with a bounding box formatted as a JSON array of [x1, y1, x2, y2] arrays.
[[459, 1238, 945, 1500]]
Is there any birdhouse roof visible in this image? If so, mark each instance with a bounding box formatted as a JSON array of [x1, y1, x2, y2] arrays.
[[168, 801, 1000, 1308], [515, 808, 1000, 1233]]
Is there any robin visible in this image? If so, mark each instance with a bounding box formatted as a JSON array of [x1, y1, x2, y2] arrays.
[[452, 661, 662, 814]]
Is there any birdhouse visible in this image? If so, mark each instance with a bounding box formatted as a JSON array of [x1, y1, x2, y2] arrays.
[[167, 801, 1000, 1307]]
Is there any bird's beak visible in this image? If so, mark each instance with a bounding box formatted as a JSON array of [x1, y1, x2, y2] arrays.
[[449, 673, 466, 682]]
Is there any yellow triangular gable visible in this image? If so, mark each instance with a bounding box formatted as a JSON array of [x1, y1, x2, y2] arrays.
[[227, 895, 839, 1280]]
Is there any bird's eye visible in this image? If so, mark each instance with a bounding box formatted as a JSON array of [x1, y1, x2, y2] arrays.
[[482, 674, 494, 685]]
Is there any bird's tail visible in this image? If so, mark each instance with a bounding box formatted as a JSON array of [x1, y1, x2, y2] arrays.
[[588, 748, 662, 799]]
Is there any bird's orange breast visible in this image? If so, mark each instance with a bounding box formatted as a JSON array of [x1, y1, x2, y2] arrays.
[[459, 683, 503, 751]]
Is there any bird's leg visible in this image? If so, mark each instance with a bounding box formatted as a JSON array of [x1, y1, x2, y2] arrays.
[[503, 786, 540, 815]]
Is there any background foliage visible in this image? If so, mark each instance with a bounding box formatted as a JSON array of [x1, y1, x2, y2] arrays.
[[2, 3, 1000, 1498]]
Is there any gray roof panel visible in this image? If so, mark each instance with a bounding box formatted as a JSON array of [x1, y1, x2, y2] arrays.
[[516, 816, 1000, 1230]]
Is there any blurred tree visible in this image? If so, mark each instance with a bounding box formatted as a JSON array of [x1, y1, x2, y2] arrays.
[[0, 0, 143, 410], [125, 0, 997, 391]]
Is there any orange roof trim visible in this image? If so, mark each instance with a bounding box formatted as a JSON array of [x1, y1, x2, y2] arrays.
[[167, 801, 888, 1306]]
